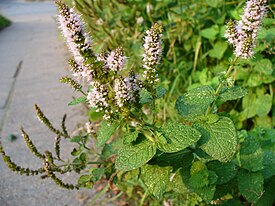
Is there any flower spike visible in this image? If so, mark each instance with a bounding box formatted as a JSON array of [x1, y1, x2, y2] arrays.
[[225, 0, 267, 59]]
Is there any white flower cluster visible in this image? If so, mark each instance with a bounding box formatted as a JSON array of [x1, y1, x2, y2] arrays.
[[114, 78, 130, 108], [225, 0, 267, 59], [113, 72, 141, 108], [57, 2, 92, 80], [85, 121, 95, 134], [142, 23, 162, 84], [97, 47, 126, 73], [105, 47, 126, 72], [125, 71, 142, 101], [87, 82, 109, 111], [69, 60, 93, 83]]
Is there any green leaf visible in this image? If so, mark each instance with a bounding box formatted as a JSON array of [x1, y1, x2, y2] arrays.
[[189, 161, 213, 190], [72, 156, 86, 172], [141, 164, 171, 199], [176, 86, 216, 122], [200, 25, 219, 40], [97, 121, 119, 147], [79, 152, 88, 163], [196, 117, 237, 162], [70, 136, 81, 143], [206, 114, 220, 124], [254, 59, 273, 75], [71, 147, 83, 156], [219, 86, 248, 102], [90, 168, 105, 182], [139, 89, 152, 104], [78, 175, 93, 188], [152, 150, 193, 170], [205, 0, 224, 8], [156, 86, 167, 99], [255, 176, 275, 206], [238, 170, 264, 204], [239, 92, 257, 120], [208, 170, 218, 185], [262, 151, 275, 179], [189, 170, 209, 188], [156, 121, 201, 153], [167, 169, 189, 194], [240, 137, 264, 172], [255, 94, 272, 117], [68, 97, 87, 106], [209, 41, 228, 59], [207, 161, 237, 185], [101, 138, 123, 159], [190, 160, 207, 175], [123, 131, 139, 144], [115, 139, 156, 171], [247, 72, 264, 87], [88, 108, 103, 121], [194, 185, 216, 203]]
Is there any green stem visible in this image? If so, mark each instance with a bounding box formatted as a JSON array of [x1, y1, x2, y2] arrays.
[[205, 56, 238, 115], [152, 95, 156, 125], [139, 190, 148, 206], [79, 89, 87, 96]]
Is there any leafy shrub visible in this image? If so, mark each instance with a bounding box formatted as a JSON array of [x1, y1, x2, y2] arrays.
[[1, 1, 275, 205], [0, 14, 11, 30]]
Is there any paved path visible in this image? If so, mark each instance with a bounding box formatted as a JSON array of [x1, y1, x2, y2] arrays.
[[0, 1, 95, 205]]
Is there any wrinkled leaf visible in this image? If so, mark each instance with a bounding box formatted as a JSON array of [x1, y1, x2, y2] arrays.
[[139, 89, 152, 104], [195, 185, 216, 203], [97, 121, 119, 146], [207, 161, 237, 185], [156, 86, 167, 99], [196, 117, 237, 162], [240, 137, 264, 172], [262, 151, 275, 178], [123, 131, 139, 144], [176, 86, 216, 122], [167, 169, 189, 194], [141, 164, 171, 199], [206, 114, 220, 124], [115, 139, 156, 171], [254, 176, 275, 206], [189, 170, 209, 188], [156, 121, 201, 153], [238, 170, 264, 204], [219, 86, 248, 102]]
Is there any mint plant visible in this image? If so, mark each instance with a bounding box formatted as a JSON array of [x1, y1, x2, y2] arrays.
[[1, 0, 275, 205]]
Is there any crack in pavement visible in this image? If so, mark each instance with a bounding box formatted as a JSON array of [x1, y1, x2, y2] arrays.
[[0, 60, 23, 135]]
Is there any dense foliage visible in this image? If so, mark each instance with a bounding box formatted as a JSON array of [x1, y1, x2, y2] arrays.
[[0, 14, 11, 30], [1, 0, 275, 206]]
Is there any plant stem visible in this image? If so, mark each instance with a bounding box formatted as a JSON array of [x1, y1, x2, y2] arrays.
[[205, 56, 238, 115], [151, 87, 157, 125], [139, 190, 148, 206]]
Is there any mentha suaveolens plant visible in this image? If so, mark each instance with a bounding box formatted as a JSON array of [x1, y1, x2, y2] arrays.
[[0, 0, 272, 205]]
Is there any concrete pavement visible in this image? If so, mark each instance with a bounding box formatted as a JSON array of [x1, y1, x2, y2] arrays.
[[0, 1, 97, 205]]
